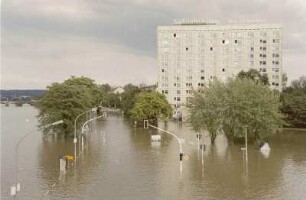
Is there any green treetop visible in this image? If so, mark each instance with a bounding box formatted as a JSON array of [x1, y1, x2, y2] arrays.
[[130, 91, 173, 122], [237, 69, 269, 85], [37, 76, 107, 137], [187, 78, 284, 144]]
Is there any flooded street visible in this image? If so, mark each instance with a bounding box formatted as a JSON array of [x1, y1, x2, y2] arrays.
[[1, 105, 306, 199]]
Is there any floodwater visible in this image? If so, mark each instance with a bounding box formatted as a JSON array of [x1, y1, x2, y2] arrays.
[[1, 105, 306, 199]]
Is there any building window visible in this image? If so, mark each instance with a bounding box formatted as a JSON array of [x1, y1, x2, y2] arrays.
[[235, 40, 238, 44], [201, 76, 205, 80], [250, 47, 254, 51], [222, 40, 225, 44], [273, 61, 279, 65], [222, 68, 225, 72], [273, 39, 280, 43], [177, 97, 181, 101], [177, 90, 180, 94], [273, 53, 279, 58], [162, 69, 165, 72], [200, 69, 204, 73], [174, 33, 176, 37], [162, 90, 168, 94], [210, 47, 213, 51], [186, 47, 188, 51]]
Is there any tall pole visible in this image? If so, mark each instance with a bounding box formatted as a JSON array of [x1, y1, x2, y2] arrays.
[[245, 126, 248, 162], [147, 123, 183, 174], [74, 109, 95, 163], [13, 120, 63, 196], [79, 115, 104, 156]]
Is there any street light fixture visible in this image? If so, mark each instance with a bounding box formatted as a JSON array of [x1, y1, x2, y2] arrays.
[[11, 120, 64, 196], [145, 121, 184, 174], [74, 108, 96, 163], [79, 115, 104, 156]]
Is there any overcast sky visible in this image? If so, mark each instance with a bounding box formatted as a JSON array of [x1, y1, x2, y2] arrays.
[[1, 0, 306, 89]]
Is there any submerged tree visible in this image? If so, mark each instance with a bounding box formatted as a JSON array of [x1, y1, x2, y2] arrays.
[[37, 77, 106, 137], [281, 76, 306, 128], [187, 80, 227, 144], [130, 91, 173, 123], [187, 78, 284, 144], [121, 84, 141, 118]]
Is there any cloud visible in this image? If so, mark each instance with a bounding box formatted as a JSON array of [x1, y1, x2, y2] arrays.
[[1, 0, 306, 88], [1, 33, 156, 89]]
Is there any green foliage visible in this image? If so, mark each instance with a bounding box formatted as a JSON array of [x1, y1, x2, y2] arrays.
[[187, 78, 284, 144], [100, 84, 112, 93], [130, 91, 173, 121], [121, 84, 141, 117], [64, 76, 107, 105], [237, 69, 269, 85], [187, 80, 226, 143], [37, 77, 106, 136], [281, 76, 306, 128], [107, 93, 122, 108]]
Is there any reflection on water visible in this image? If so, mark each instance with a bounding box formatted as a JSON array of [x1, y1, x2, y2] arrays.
[[1, 105, 306, 199]]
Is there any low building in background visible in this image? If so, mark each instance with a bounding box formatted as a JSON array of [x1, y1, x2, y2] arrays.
[[112, 87, 125, 95]]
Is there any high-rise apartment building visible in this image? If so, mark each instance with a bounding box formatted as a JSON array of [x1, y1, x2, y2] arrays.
[[157, 20, 283, 117]]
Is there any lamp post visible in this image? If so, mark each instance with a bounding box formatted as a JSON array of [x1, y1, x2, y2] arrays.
[[245, 126, 248, 162], [12, 120, 63, 196], [146, 122, 184, 174], [74, 109, 95, 163], [79, 115, 104, 155]]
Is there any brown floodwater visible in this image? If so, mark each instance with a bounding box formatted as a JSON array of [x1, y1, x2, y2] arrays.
[[1, 105, 306, 199]]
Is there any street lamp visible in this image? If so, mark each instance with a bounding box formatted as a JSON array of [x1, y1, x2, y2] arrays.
[[145, 121, 184, 174], [74, 108, 96, 163], [11, 120, 63, 196], [79, 115, 104, 156]]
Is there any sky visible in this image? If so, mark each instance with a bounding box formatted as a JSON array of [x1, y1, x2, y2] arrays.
[[1, 0, 306, 89]]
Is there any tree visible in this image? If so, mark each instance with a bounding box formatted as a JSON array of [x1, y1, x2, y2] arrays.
[[237, 69, 269, 85], [121, 84, 141, 117], [100, 84, 112, 93], [64, 76, 107, 105], [108, 93, 122, 108], [37, 77, 106, 137], [281, 76, 306, 128], [130, 91, 173, 123], [187, 78, 284, 144], [187, 80, 227, 144]]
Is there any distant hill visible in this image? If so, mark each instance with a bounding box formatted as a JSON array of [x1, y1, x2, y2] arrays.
[[0, 90, 46, 100]]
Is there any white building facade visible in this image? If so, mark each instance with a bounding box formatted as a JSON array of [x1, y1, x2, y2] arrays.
[[157, 21, 283, 117]]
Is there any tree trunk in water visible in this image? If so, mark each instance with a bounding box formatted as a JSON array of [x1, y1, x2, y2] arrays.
[[211, 131, 217, 144]]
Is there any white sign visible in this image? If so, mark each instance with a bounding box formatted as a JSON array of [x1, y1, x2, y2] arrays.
[[151, 135, 161, 141]]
